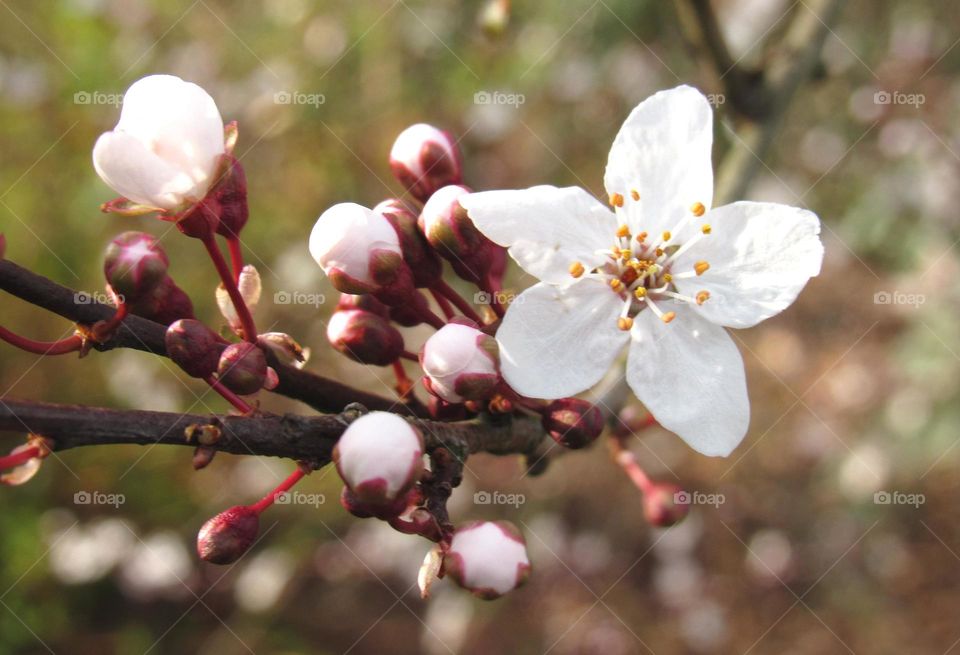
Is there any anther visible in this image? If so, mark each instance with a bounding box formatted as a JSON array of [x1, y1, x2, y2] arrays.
[[696, 290, 710, 305], [609, 279, 624, 292], [630, 189, 640, 201], [694, 261, 710, 276], [661, 311, 676, 324], [617, 317, 634, 331], [636, 231, 648, 243], [569, 261, 585, 278], [691, 202, 706, 217], [662, 231, 671, 242], [609, 192, 624, 208], [616, 225, 630, 238], [663, 273, 673, 283], [634, 287, 647, 299], [655, 248, 664, 258], [619, 248, 632, 260], [701, 224, 712, 235]]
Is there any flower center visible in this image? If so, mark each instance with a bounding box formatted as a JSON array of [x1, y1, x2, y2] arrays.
[[569, 195, 713, 331]]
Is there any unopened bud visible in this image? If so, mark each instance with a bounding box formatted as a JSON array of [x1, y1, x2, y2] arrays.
[[336, 293, 390, 318], [216, 342, 267, 395], [333, 412, 424, 507], [165, 319, 223, 378], [197, 505, 259, 564], [327, 309, 404, 366], [192, 446, 217, 470], [376, 198, 442, 288], [418, 185, 495, 284], [127, 275, 195, 325], [216, 264, 261, 333], [103, 231, 169, 302], [421, 323, 500, 403], [389, 290, 431, 327], [643, 482, 690, 527], [339, 485, 410, 520], [443, 520, 531, 600], [212, 155, 249, 238], [541, 398, 604, 449], [389, 123, 463, 202], [258, 332, 308, 367]]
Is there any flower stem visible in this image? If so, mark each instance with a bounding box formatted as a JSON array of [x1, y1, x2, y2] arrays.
[[90, 302, 129, 342], [227, 237, 244, 284], [399, 350, 419, 362], [201, 235, 258, 342], [248, 467, 307, 515], [0, 445, 40, 470], [204, 375, 255, 414], [415, 304, 447, 330], [429, 287, 455, 320], [609, 435, 654, 494], [431, 280, 483, 324], [0, 325, 82, 355], [393, 360, 415, 398]]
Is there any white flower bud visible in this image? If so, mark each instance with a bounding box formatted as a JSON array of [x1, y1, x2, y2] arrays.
[[444, 521, 531, 599], [216, 264, 261, 333], [420, 323, 499, 403], [309, 203, 405, 295], [92, 74, 225, 210], [333, 412, 424, 505], [389, 123, 462, 202]]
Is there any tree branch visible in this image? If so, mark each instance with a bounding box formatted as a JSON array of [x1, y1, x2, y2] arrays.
[[0, 259, 425, 416], [0, 398, 548, 464]]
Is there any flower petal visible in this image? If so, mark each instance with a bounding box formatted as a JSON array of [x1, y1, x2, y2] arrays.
[[673, 201, 823, 328], [627, 308, 748, 457], [115, 74, 225, 201], [496, 279, 628, 399], [460, 186, 617, 285], [92, 131, 197, 209], [604, 85, 714, 238]]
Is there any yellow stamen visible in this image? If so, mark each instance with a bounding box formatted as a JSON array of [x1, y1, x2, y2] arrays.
[[662, 231, 671, 242], [663, 273, 673, 283], [619, 248, 632, 260], [609, 279, 624, 292], [569, 261, 585, 278], [636, 231, 648, 243], [634, 287, 647, 299], [694, 261, 710, 276], [696, 290, 710, 305], [655, 248, 664, 258], [609, 192, 624, 208], [617, 317, 634, 331], [661, 311, 676, 324], [701, 224, 712, 235], [691, 201, 706, 217], [616, 224, 630, 238], [630, 189, 640, 201]]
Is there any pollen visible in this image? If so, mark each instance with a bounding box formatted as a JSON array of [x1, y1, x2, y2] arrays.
[[701, 224, 712, 235], [655, 248, 664, 258], [661, 311, 677, 324], [636, 231, 648, 243], [619, 248, 633, 260], [691, 201, 706, 217], [696, 290, 710, 305], [634, 287, 647, 299], [630, 189, 640, 201], [694, 261, 710, 276], [609, 278, 624, 292], [618, 317, 634, 331], [609, 192, 624, 208], [569, 261, 585, 278], [663, 273, 673, 283], [662, 231, 671, 242], [616, 224, 630, 238]]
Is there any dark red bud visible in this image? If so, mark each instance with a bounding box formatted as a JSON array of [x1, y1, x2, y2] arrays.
[[376, 198, 442, 288], [389, 124, 463, 202], [127, 275, 195, 325], [388, 289, 432, 327], [197, 505, 259, 564], [213, 156, 249, 238], [541, 398, 605, 449], [217, 342, 267, 395], [339, 486, 410, 520], [165, 319, 224, 378], [643, 483, 690, 527], [327, 309, 404, 366], [103, 231, 169, 302]]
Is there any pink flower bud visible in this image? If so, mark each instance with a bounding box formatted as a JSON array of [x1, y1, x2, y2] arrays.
[[418, 185, 495, 284], [337, 293, 390, 318], [103, 231, 169, 302], [309, 203, 415, 302], [444, 520, 531, 600], [333, 412, 424, 506], [217, 342, 267, 395], [165, 319, 224, 378], [197, 505, 259, 565], [376, 198, 442, 288], [643, 483, 690, 527], [212, 155, 249, 238], [541, 398, 604, 449], [127, 275, 195, 325], [420, 323, 500, 403], [327, 309, 404, 366], [389, 123, 463, 202], [216, 264, 260, 333]]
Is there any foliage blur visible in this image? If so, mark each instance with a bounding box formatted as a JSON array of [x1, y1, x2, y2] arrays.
[[0, 0, 958, 653]]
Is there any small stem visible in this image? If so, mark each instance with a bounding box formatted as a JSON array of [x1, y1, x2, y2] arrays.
[[227, 237, 244, 284], [393, 360, 415, 398], [91, 302, 129, 342], [431, 280, 483, 324], [0, 445, 40, 470], [429, 288, 456, 320], [201, 235, 258, 342], [0, 325, 82, 355], [248, 467, 307, 514], [609, 435, 654, 494], [205, 375, 255, 414], [415, 304, 447, 330], [399, 350, 419, 362]]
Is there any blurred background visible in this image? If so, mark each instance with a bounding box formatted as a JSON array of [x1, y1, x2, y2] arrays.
[[0, 0, 958, 653]]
